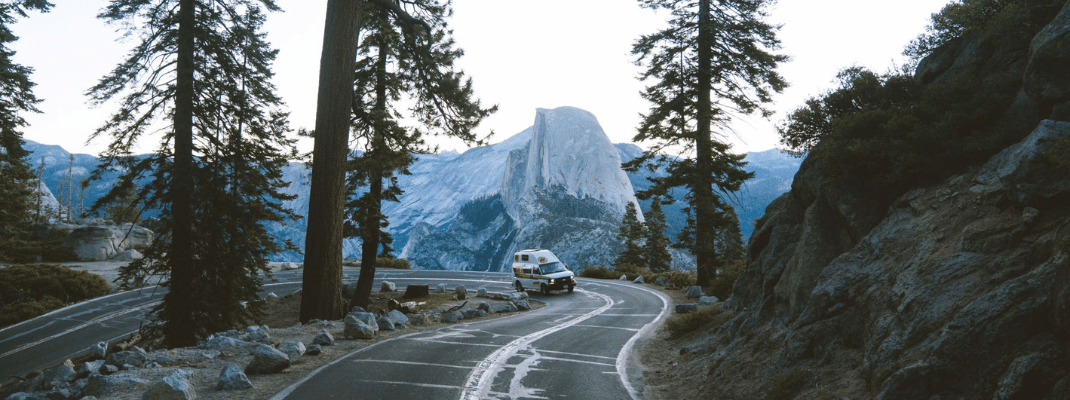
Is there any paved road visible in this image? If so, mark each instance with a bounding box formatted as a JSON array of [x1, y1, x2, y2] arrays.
[[272, 277, 670, 399], [0, 270, 669, 399]]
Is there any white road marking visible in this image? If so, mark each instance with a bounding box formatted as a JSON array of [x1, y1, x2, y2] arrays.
[[460, 288, 616, 400], [348, 359, 472, 370], [0, 301, 157, 359]]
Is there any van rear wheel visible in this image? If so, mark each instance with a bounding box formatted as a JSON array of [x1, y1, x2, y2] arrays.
[[568, 284, 574, 293], [514, 281, 524, 292], [540, 283, 549, 295]]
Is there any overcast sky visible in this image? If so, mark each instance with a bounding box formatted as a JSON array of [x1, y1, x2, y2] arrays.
[[12, 0, 951, 156]]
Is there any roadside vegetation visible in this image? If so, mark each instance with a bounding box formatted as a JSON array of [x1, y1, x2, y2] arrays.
[[0, 264, 110, 328]]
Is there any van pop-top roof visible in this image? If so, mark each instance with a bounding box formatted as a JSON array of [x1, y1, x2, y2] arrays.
[[513, 249, 561, 264]]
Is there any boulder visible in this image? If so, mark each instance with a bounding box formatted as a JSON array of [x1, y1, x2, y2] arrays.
[[435, 283, 446, 293], [244, 344, 291, 375], [280, 262, 300, 270], [675, 304, 698, 314], [454, 285, 467, 300], [440, 311, 463, 323], [203, 335, 252, 350], [77, 360, 105, 380], [279, 341, 306, 362], [491, 303, 519, 313], [110, 249, 143, 261], [654, 276, 670, 287], [409, 313, 427, 326], [88, 341, 107, 360], [243, 325, 271, 343], [216, 362, 252, 391], [477, 301, 491, 312], [476, 287, 487, 298], [632, 275, 644, 284], [306, 344, 323, 356], [619, 274, 627, 280], [514, 300, 531, 311], [64, 224, 154, 262], [508, 291, 529, 302], [142, 369, 194, 400], [83, 375, 149, 397], [699, 296, 719, 306], [685, 286, 703, 298], [376, 315, 396, 331], [312, 329, 334, 346], [344, 314, 377, 340], [41, 360, 76, 389], [380, 281, 396, 292], [106, 346, 148, 368], [386, 310, 409, 328]]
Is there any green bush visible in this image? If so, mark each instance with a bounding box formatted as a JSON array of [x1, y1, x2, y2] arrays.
[[578, 265, 618, 279], [651, 270, 696, 288], [375, 257, 411, 270], [665, 304, 733, 338], [0, 264, 111, 328], [615, 263, 652, 281]]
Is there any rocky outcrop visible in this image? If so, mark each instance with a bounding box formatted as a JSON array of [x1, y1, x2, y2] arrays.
[[655, 7, 1070, 397], [61, 222, 154, 262]]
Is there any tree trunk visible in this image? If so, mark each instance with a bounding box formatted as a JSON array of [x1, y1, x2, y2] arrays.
[[351, 11, 389, 309], [301, 0, 364, 323], [693, 0, 716, 288], [165, 0, 197, 348]]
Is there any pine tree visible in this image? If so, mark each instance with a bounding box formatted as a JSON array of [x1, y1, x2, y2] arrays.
[[300, 0, 365, 323], [90, 0, 296, 347], [644, 198, 672, 273], [614, 202, 646, 270], [0, 1, 53, 262], [344, 0, 494, 309], [628, 0, 786, 287]]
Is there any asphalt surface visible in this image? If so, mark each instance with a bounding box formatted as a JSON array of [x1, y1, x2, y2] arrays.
[[271, 276, 670, 400], [0, 270, 670, 399]]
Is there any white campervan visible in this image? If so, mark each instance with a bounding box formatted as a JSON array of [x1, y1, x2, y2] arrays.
[[511, 249, 576, 294]]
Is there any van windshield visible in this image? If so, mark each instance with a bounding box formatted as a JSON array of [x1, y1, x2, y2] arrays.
[[539, 262, 568, 275]]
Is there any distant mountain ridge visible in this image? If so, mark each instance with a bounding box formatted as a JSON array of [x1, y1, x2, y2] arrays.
[[24, 107, 801, 269]]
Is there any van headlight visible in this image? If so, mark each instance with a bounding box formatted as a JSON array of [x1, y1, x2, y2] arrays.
[[549, 279, 555, 285]]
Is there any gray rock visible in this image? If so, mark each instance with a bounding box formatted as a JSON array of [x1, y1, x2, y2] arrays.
[[77, 360, 104, 380], [244, 344, 291, 375], [455, 285, 467, 300], [216, 362, 252, 391], [460, 308, 484, 319], [83, 375, 149, 397], [88, 341, 107, 360], [514, 300, 531, 311], [376, 315, 396, 331], [440, 311, 463, 323], [386, 310, 409, 327], [280, 262, 300, 270], [110, 249, 143, 261], [654, 276, 670, 287], [619, 274, 627, 280], [203, 335, 252, 350], [305, 344, 323, 356], [106, 346, 148, 368], [476, 287, 487, 297], [632, 275, 644, 284], [41, 360, 76, 389], [243, 325, 271, 343], [409, 313, 427, 326], [380, 281, 396, 292], [491, 303, 519, 313], [312, 329, 334, 346], [674, 304, 698, 314], [477, 301, 491, 312], [99, 365, 119, 375], [508, 291, 529, 302], [64, 224, 154, 262], [279, 341, 306, 362], [142, 369, 194, 400], [350, 306, 366, 314], [685, 286, 703, 298], [1024, 1, 1070, 108], [344, 314, 377, 340], [435, 283, 446, 293], [699, 296, 719, 306]]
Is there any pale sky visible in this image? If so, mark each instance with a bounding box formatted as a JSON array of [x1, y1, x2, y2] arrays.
[[12, 0, 951, 156]]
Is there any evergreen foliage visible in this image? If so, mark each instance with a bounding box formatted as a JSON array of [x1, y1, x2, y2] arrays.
[[903, 0, 1058, 62], [628, 0, 786, 286], [0, 263, 110, 328], [0, 1, 53, 262], [344, 0, 494, 309], [89, 0, 297, 347], [644, 198, 672, 273], [614, 202, 646, 269]]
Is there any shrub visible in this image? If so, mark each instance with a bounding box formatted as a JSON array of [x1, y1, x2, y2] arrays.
[[707, 260, 745, 300], [578, 265, 618, 279], [651, 269, 696, 288], [375, 257, 411, 270], [615, 263, 652, 281], [665, 304, 733, 338], [0, 264, 111, 328]]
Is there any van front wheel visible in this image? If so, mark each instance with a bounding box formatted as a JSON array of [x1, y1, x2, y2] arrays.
[[540, 283, 549, 295], [568, 284, 574, 293], [514, 281, 524, 292]]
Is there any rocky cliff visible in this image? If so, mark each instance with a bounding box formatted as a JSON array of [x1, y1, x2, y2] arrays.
[[647, 2, 1070, 399]]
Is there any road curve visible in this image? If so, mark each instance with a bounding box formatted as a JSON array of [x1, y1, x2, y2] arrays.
[[0, 270, 670, 400], [271, 276, 670, 400]]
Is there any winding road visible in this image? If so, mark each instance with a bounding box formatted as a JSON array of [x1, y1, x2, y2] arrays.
[[0, 269, 670, 399]]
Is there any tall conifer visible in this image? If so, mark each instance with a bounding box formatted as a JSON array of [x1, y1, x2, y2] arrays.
[[0, 1, 53, 262], [644, 199, 672, 273], [628, 0, 786, 286], [614, 202, 646, 269], [90, 0, 296, 347]]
